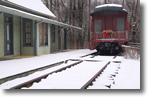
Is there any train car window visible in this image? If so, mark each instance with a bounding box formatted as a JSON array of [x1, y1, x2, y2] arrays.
[[94, 19, 102, 33], [117, 18, 125, 32]]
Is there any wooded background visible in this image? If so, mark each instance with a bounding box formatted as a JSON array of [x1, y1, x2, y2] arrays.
[[42, 0, 140, 50]]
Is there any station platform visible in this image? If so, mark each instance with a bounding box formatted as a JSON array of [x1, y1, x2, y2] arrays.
[[0, 56, 35, 61], [0, 49, 77, 61]]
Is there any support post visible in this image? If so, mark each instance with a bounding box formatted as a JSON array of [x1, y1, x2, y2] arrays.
[[64, 28, 67, 50]]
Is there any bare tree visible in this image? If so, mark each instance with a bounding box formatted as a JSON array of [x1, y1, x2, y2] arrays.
[[42, 0, 140, 50], [125, 0, 140, 43], [50, 0, 53, 11]]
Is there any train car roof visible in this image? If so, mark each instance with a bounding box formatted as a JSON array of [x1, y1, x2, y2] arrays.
[[90, 4, 128, 16]]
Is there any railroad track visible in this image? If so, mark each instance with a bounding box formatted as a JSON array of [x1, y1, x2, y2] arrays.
[[0, 52, 122, 89], [0, 61, 64, 85], [0, 52, 98, 86], [21, 61, 110, 89], [80, 52, 98, 58], [10, 61, 83, 89]]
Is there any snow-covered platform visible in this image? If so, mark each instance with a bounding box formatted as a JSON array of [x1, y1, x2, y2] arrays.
[[0, 49, 96, 79]]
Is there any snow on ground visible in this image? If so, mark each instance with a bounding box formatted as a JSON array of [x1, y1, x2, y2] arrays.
[[0, 49, 140, 89], [0, 49, 96, 79], [88, 57, 140, 89], [111, 59, 140, 89]]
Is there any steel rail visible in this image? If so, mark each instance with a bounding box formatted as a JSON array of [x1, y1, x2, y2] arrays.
[[81, 61, 111, 89], [80, 52, 97, 58], [0, 61, 64, 85], [10, 60, 83, 89]]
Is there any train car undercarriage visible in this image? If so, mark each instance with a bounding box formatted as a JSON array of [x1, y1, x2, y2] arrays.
[[95, 42, 123, 55]]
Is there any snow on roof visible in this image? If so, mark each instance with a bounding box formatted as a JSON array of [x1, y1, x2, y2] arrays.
[[123, 8, 127, 12], [0, 4, 81, 30], [6, 0, 56, 18], [96, 4, 122, 8], [91, 4, 127, 15]]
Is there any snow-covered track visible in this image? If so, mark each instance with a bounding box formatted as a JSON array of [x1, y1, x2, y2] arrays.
[[22, 61, 110, 89], [88, 60, 122, 89], [0, 61, 64, 85], [10, 61, 83, 89], [10, 54, 119, 89], [81, 61, 111, 89], [2, 52, 123, 89], [81, 55, 122, 89], [19, 55, 116, 89], [80, 52, 98, 58]]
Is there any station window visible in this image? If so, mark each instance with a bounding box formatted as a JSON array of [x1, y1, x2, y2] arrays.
[[40, 23, 44, 45], [94, 19, 102, 33], [40, 23, 48, 46], [45, 24, 48, 45], [117, 18, 125, 32], [23, 19, 33, 46]]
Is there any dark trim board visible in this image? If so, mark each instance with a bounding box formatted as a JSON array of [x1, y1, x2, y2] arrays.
[[34, 21, 37, 56], [20, 17, 22, 55]]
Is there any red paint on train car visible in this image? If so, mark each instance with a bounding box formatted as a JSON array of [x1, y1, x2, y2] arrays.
[[90, 13, 129, 50]]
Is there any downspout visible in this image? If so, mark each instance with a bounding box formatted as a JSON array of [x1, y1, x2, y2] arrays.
[[34, 20, 43, 56]]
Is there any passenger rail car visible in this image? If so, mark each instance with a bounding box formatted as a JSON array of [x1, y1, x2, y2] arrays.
[[90, 4, 129, 55]]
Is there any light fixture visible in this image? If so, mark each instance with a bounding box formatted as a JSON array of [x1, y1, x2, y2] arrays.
[[0, 11, 2, 14]]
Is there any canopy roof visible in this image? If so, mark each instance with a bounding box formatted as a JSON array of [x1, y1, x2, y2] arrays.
[[4, 0, 56, 18], [0, 5, 82, 30]]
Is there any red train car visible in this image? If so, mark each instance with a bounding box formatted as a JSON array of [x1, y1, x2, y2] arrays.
[[90, 4, 129, 54]]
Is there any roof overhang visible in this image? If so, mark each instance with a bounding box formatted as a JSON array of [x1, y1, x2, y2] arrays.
[[1, 0, 56, 18], [0, 5, 82, 30]]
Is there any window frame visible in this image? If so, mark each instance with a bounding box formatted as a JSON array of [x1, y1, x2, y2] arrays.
[[23, 18, 33, 47], [117, 18, 125, 33], [39, 23, 48, 46], [94, 19, 102, 33]]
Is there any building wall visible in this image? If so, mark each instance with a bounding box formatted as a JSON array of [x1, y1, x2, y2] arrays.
[[50, 26, 59, 53], [37, 24, 51, 56], [0, 13, 4, 57], [0, 13, 59, 57]]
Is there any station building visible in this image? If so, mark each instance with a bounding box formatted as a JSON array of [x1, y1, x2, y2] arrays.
[[0, 0, 81, 57]]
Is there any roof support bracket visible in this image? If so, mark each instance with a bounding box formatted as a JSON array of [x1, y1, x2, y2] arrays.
[[37, 20, 43, 25]]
